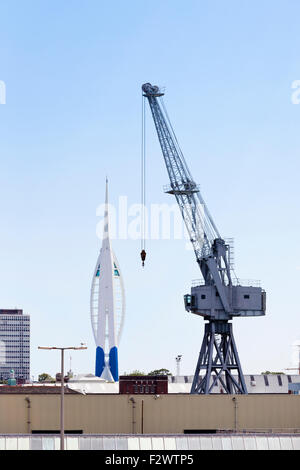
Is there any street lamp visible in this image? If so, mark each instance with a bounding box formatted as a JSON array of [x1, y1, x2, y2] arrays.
[[38, 345, 87, 450]]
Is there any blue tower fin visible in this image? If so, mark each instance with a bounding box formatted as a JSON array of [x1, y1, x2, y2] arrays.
[[109, 346, 119, 381], [95, 346, 105, 377]]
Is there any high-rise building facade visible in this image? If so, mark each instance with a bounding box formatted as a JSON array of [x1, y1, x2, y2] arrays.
[[0, 309, 30, 382]]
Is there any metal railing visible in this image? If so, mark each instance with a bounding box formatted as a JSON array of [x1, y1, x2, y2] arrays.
[[191, 279, 261, 288], [163, 183, 200, 194]]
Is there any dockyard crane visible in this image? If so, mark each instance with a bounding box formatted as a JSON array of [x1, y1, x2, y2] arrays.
[[142, 83, 266, 394]]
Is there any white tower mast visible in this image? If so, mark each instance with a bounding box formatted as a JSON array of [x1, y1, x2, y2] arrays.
[[90, 179, 125, 381]]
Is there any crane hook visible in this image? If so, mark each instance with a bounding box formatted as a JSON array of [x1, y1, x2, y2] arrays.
[[140, 249, 146, 267]]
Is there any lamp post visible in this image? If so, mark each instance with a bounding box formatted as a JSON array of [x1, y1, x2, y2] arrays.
[[38, 345, 87, 450]]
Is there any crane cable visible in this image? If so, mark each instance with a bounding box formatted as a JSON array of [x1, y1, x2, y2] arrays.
[[140, 93, 146, 267]]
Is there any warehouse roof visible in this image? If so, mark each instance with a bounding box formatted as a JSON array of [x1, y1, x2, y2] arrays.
[[66, 374, 300, 394], [0, 385, 79, 394]]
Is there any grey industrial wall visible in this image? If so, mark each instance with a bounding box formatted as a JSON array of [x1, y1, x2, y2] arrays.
[[0, 393, 299, 434]]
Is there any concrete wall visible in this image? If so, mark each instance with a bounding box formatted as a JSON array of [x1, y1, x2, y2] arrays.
[[0, 394, 299, 434]]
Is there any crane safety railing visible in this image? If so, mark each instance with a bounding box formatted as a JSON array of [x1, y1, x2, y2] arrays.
[[163, 183, 201, 194], [192, 279, 261, 288]]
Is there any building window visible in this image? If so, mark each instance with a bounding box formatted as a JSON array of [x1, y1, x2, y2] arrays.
[[244, 295, 250, 299], [277, 375, 283, 386], [201, 295, 206, 300], [113, 263, 120, 276]]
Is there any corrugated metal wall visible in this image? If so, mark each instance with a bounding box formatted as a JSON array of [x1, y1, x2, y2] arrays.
[[0, 394, 299, 434]]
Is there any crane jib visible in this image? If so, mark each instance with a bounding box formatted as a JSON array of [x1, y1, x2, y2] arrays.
[[142, 83, 225, 276]]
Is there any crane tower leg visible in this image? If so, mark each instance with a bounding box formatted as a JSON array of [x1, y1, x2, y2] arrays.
[[191, 321, 248, 394]]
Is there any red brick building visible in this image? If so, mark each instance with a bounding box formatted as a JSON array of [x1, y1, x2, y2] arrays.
[[119, 375, 168, 395]]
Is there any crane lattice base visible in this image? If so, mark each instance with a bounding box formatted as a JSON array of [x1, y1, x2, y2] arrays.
[[191, 321, 248, 394]]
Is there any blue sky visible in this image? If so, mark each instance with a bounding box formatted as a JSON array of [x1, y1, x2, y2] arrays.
[[0, 0, 300, 379]]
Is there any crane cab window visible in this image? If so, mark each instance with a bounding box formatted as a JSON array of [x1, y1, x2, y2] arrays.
[[184, 295, 196, 308]]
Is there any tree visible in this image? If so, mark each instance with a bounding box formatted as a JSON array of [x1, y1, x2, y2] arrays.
[[38, 373, 55, 383], [123, 368, 173, 376], [261, 371, 284, 375], [125, 370, 146, 376], [148, 368, 172, 376]]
